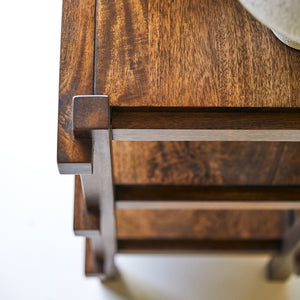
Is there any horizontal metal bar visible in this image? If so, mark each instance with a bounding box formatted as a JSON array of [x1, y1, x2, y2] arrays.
[[112, 129, 300, 142], [116, 201, 300, 210]]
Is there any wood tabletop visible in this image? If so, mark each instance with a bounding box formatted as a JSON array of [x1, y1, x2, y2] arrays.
[[58, 0, 300, 173], [95, 0, 300, 107]]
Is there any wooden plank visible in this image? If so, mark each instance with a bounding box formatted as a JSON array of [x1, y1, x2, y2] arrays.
[[116, 210, 283, 239], [57, 0, 95, 174], [95, 0, 300, 107], [112, 141, 300, 185], [75, 182, 289, 239]]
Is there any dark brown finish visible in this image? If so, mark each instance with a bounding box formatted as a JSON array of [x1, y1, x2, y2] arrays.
[[112, 142, 300, 185], [85, 238, 103, 277], [58, 0, 300, 281], [73, 96, 110, 138], [115, 185, 300, 209], [118, 240, 280, 254], [74, 180, 288, 238], [57, 0, 300, 175], [116, 186, 300, 201], [74, 175, 100, 236], [95, 0, 300, 107], [116, 210, 283, 239], [57, 0, 95, 174], [273, 143, 300, 185], [112, 109, 300, 129]]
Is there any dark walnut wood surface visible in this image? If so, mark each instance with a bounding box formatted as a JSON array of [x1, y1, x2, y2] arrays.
[[95, 0, 300, 107], [112, 142, 300, 185], [74, 176, 284, 240], [58, 0, 299, 247], [116, 209, 283, 239], [58, 0, 95, 173], [57, 0, 300, 172]]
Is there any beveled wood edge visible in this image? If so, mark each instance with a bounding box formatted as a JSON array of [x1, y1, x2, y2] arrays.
[[115, 186, 300, 210], [112, 129, 300, 142], [115, 201, 300, 210]]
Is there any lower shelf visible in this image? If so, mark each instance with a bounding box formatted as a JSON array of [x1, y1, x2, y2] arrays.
[[74, 176, 292, 240]]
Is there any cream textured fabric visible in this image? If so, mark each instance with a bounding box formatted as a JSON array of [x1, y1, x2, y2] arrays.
[[239, 0, 300, 44]]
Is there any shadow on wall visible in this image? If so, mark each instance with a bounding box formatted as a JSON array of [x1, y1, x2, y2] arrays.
[[98, 254, 290, 300]]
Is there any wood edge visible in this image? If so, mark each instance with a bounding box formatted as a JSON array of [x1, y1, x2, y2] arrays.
[[74, 175, 100, 237], [115, 201, 300, 210], [57, 0, 96, 173], [73, 96, 110, 137], [85, 238, 103, 277], [111, 110, 300, 130], [58, 162, 92, 175]]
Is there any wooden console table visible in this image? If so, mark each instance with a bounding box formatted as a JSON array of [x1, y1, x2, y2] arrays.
[[57, 0, 300, 280]]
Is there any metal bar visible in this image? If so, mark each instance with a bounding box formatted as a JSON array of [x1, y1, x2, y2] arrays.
[[112, 129, 300, 142], [116, 201, 300, 210]]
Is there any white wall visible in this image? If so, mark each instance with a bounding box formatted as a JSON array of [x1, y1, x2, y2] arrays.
[[0, 0, 299, 299]]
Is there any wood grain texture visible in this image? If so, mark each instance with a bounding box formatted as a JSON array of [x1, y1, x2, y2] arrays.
[[74, 181, 291, 238], [57, 0, 95, 174], [116, 210, 283, 239], [73, 96, 110, 138], [112, 141, 300, 185], [74, 175, 100, 237], [95, 0, 300, 107], [273, 143, 300, 185]]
